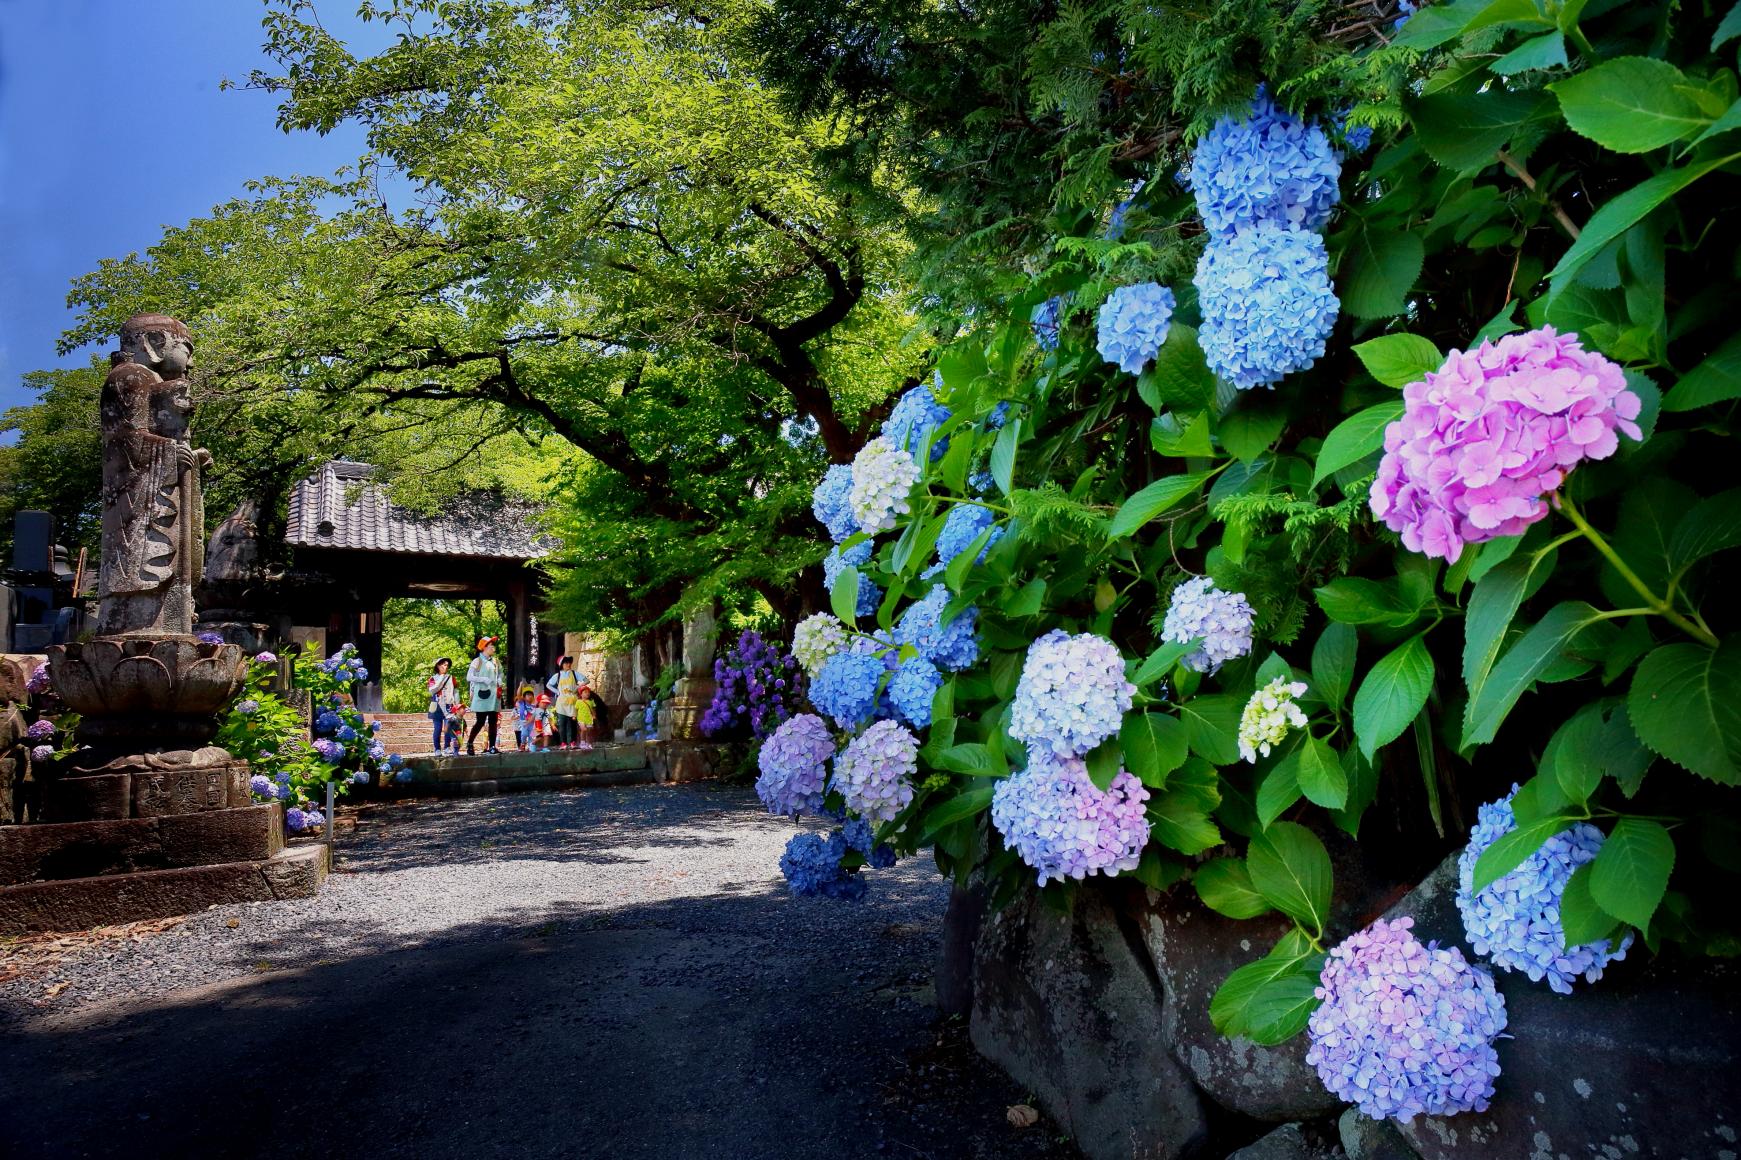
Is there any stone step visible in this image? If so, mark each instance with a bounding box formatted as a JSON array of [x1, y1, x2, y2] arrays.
[[413, 741, 647, 783], [0, 803, 283, 886], [395, 766, 659, 799], [0, 843, 329, 934]]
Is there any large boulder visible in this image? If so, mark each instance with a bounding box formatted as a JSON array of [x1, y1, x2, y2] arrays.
[[1384, 854, 1741, 1160], [935, 881, 986, 1016], [971, 881, 1208, 1160], [1225, 1124, 1331, 1160]]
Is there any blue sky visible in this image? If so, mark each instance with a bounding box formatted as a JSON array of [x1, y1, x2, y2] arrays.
[[0, 0, 399, 414]]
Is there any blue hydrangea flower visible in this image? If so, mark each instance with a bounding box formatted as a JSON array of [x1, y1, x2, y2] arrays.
[[1031, 296, 1064, 350], [811, 463, 859, 543], [1009, 630, 1134, 758], [868, 843, 897, 869], [834, 720, 919, 824], [1096, 282, 1177, 375], [336, 725, 358, 743], [387, 753, 403, 768], [1343, 121, 1373, 152], [236, 699, 260, 717], [1161, 576, 1256, 673], [1394, 0, 1417, 29], [987, 401, 1011, 430], [394, 767, 414, 784], [933, 504, 1003, 575], [968, 469, 994, 495], [810, 651, 886, 728], [822, 541, 881, 617], [312, 738, 344, 764], [779, 831, 867, 901], [352, 770, 371, 785], [313, 711, 342, 736], [1306, 917, 1507, 1122], [1105, 182, 1143, 240], [991, 750, 1150, 886], [1456, 788, 1633, 994], [249, 774, 275, 799], [895, 584, 980, 671], [368, 741, 386, 760], [285, 807, 309, 832], [887, 656, 943, 729], [1195, 222, 1339, 390], [756, 713, 835, 818], [1188, 93, 1342, 237], [882, 381, 952, 462], [304, 809, 326, 829], [849, 437, 921, 533]]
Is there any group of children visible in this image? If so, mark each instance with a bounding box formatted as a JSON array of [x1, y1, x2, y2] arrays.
[[426, 646, 599, 756]]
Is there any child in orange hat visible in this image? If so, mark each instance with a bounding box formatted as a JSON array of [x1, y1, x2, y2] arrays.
[[532, 692, 554, 752]]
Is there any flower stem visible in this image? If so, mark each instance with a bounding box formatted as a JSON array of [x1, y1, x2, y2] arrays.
[[1559, 493, 1719, 648]]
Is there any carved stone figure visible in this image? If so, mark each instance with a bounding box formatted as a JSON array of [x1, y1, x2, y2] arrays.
[[94, 314, 210, 637]]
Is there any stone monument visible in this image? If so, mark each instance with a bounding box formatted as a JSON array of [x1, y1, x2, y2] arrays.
[[0, 315, 326, 934]]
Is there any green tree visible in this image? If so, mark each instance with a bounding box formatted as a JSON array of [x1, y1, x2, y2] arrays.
[[0, 363, 105, 557]]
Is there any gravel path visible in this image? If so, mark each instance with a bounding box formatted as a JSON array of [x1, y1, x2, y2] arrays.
[[0, 784, 1074, 1160]]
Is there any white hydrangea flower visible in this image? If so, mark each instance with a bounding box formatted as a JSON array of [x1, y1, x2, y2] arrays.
[[848, 436, 920, 533], [1162, 576, 1255, 673], [792, 613, 850, 677], [1238, 676, 1309, 763]]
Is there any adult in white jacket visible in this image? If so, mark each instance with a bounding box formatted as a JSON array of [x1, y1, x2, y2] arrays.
[[465, 636, 504, 755]]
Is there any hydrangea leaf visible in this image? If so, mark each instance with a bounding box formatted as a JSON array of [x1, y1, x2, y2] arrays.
[[1246, 821, 1333, 935], [1256, 751, 1303, 828], [1391, 0, 1489, 50], [1329, 747, 1377, 838], [1407, 89, 1557, 172], [1626, 641, 1741, 785], [1311, 622, 1358, 711], [917, 785, 997, 842], [1462, 551, 1551, 696], [1471, 813, 1572, 893], [989, 416, 1021, 495], [1315, 577, 1425, 629], [1133, 639, 1194, 687], [1148, 792, 1223, 856], [1085, 736, 1123, 792], [1339, 226, 1424, 320], [1465, 601, 1608, 748], [1667, 487, 1741, 576], [1193, 857, 1272, 919], [1295, 736, 1348, 811], [1220, 403, 1286, 462], [1208, 928, 1321, 1042], [1353, 633, 1434, 761], [1311, 401, 1404, 489], [829, 566, 861, 626], [1120, 712, 1187, 789], [1137, 324, 1217, 413], [1131, 848, 1190, 891], [1558, 861, 1625, 950], [1108, 471, 1210, 539], [1550, 57, 1711, 154], [934, 743, 998, 777], [1352, 332, 1442, 388], [1544, 700, 1652, 805], [1492, 31, 1567, 76], [1151, 411, 1215, 457], [1589, 817, 1676, 932], [1178, 693, 1244, 766], [1004, 577, 1047, 619], [1718, 0, 1741, 48]]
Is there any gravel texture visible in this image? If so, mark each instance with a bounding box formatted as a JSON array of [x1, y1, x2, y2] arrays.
[[0, 783, 1074, 1160]]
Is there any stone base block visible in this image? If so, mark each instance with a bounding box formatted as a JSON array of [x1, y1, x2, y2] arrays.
[[645, 740, 732, 783], [0, 843, 328, 934], [0, 804, 283, 886], [44, 748, 250, 821]]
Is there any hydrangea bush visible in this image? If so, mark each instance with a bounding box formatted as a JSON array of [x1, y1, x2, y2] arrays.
[[757, 0, 1740, 1125], [699, 630, 803, 741]]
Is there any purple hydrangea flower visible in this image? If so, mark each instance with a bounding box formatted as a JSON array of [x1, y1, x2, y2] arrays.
[[1306, 917, 1507, 1122], [25, 664, 51, 695], [1161, 576, 1255, 674], [811, 463, 859, 543], [1009, 630, 1133, 758], [833, 720, 918, 824], [701, 631, 803, 741], [809, 651, 886, 728], [1188, 92, 1342, 237], [779, 831, 867, 901], [1456, 788, 1632, 994], [312, 738, 344, 764], [236, 699, 261, 717], [285, 807, 310, 832], [887, 656, 943, 729], [1195, 221, 1339, 390], [756, 713, 835, 818], [196, 631, 225, 645], [848, 437, 920, 533], [1371, 326, 1643, 563], [1096, 282, 1177, 375], [894, 584, 979, 671], [255, 651, 278, 664], [335, 724, 358, 743], [29, 744, 54, 763], [249, 774, 275, 799], [882, 381, 952, 462], [26, 719, 55, 740], [313, 711, 342, 736], [991, 750, 1150, 886]]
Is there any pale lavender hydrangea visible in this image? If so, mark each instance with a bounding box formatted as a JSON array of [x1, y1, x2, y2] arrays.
[[29, 744, 54, 763], [1195, 221, 1339, 390], [1009, 630, 1134, 758], [848, 436, 920, 533], [1306, 917, 1507, 1123], [833, 720, 918, 824], [236, 699, 261, 717], [1456, 788, 1632, 994], [1370, 326, 1643, 564], [1161, 576, 1255, 673], [249, 774, 275, 799], [756, 713, 836, 818], [196, 631, 225, 645], [894, 584, 979, 671], [1188, 93, 1342, 237], [991, 750, 1151, 886], [1096, 282, 1177, 375], [812, 463, 859, 542], [792, 613, 851, 677]]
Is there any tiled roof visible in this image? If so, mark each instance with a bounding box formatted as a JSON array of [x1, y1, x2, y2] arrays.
[[285, 461, 549, 560]]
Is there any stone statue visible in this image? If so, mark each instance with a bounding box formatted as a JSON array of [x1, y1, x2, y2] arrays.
[[94, 314, 211, 638]]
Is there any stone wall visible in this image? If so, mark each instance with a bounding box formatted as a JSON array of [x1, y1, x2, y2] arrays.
[[956, 857, 1741, 1160]]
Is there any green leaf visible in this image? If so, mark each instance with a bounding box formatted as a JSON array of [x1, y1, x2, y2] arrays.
[[1352, 333, 1443, 387], [1311, 401, 1404, 489], [1151, 411, 1215, 457], [1315, 577, 1424, 628], [1256, 752, 1302, 828], [1134, 639, 1193, 686], [1464, 601, 1605, 748], [1246, 821, 1333, 935], [1353, 634, 1435, 761], [1085, 736, 1123, 792], [1547, 154, 1740, 297], [1109, 472, 1209, 539], [1121, 712, 1188, 789], [1392, 0, 1489, 49], [945, 528, 993, 594], [1627, 642, 1741, 785], [933, 743, 998, 777], [1408, 89, 1556, 171], [1550, 57, 1711, 153], [1340, 226, 1426, 319], [1718, 1, 1741, 49], [918, 786, 996, 841], [1663, 333, 1741, 411], [1139, 324, 1217, 412], [830, 566, 861, 625], [989, 417, 1021, 495], [1208, 931, 1323, 1044], [1149, 792, 1224, 855], [1178, 693, 1244, 766], [1311, 622, 1358, 711], [1472, 814, 1570, 892], [1220, 404, 1287, 462], [1005, 577, 1048, 618], [1463, 0, 1553, 33], [1690, 98, 1741, 148], [1557, 862, 1622, 949], [1492, 31, 1567, 75], [1295, 736, 1348, 810], [1545, 701, 1652, 806], [1589, 817, 1675, 931], [1463, 553, 1545, 696], [1193, 858, 1272, 919], [1668, 488, 1741, 576]]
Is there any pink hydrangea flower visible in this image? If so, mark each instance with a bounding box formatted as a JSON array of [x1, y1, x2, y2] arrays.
[[1369, 327, 1641, 563]]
